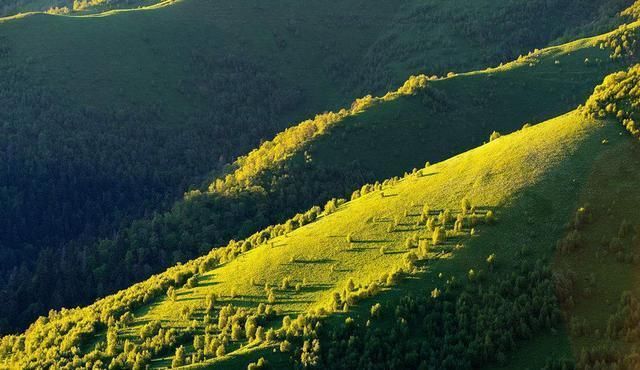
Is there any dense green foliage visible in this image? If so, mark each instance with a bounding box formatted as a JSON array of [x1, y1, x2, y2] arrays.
[[0, 48, 306, 333], [313, 260, 561, 370], [585, 63, 640, 138]]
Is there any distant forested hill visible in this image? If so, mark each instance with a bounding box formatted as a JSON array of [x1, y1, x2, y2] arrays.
[[0, 0, 635, 334]]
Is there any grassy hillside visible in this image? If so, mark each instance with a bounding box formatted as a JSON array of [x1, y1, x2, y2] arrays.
[[145, 111, 615, 369], [2, 13, 636, 337], [0, 0, 478, 332], [5, 12, 640, 366], [0, 105, 631, 369]]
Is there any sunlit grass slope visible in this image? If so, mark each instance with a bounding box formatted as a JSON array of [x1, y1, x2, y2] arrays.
[[208, 24, 635, 198], [0, 97, 633, 369], [131, 111, 623, 369]]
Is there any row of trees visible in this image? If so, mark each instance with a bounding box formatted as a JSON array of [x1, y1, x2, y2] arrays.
[[598, 24, 638, 60]]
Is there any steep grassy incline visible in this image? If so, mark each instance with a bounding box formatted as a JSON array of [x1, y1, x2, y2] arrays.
[[0, 107, 629, 369], [152, 112, 616, 369], [0, 0, 629, 326], [2, 19, 633, 338], [0, 0, 635, 334]]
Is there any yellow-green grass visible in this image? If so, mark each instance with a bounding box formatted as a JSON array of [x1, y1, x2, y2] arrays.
[[1, 12, 639, 369], [0, 107, 629, 369], [124, 110, 626, 369], [0, 0, 634, 341]]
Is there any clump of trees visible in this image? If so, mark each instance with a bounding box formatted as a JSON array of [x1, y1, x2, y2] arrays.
[[584, 63, 640, 139], [247, 357, 269, 370], [606, 291, 640, 341], [489, 131, 502, 141], [598, 23, 639, 60], [432, 227, 447, 245], [309, 259, 561, 369]]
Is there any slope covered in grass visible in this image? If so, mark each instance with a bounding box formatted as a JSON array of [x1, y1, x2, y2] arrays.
[[3, 16, 636, 338], [0, 105, 631, 369], [2, 3, 640, 369], [3, 0, 634, 333], [146, 112, 617, 369]]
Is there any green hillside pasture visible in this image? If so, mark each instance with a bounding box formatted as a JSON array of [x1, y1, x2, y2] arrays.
[[0, 2, 634, 336]]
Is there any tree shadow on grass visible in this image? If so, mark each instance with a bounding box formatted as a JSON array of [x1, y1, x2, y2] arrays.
[[176, 296, 202, 302], [345, 247, 373, 253], [332, 266, 353, 273], [270, 241, 287, 248], [277, 297, 314, 305], [353, 239, 390, 244], [383, 250, 406, 255], [195, 279, 220, 288], [380, 193, 399, 198], [290, 258, 335, 264], [302, 283, 335, 293]]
